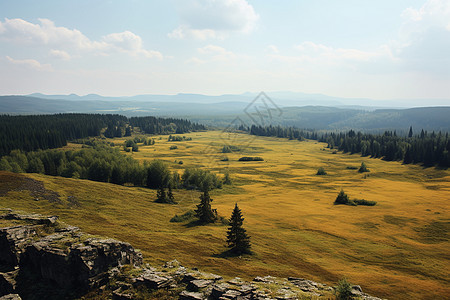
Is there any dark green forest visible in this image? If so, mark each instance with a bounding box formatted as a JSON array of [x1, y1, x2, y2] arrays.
[[0, 114, 205, 157], [0, 140, 222, 191], [249, 125, 450, 167]]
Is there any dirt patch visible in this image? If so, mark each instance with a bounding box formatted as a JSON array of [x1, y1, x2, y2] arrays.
[[0, 171, 61, 203]]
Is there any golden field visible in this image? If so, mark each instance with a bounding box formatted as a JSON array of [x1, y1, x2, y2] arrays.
[[1, 130, 449, 299]]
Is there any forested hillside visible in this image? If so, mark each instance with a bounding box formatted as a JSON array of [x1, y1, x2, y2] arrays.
[[0, 114, 205, 156], [249, 125, 450, 167]]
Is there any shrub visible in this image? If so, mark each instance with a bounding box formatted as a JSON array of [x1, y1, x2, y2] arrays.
[[334, 189, 350, 205], [346, 166, 358, 170], [335, 278, 354, 300], [316, 167, 327, 175], [353, 199, 377, 206], [170, 210, 195, 223], [221, 156, 229, 161], [238, 157, 264, 161], [169, 145, 178, 150], [358, 162, 369, 173]]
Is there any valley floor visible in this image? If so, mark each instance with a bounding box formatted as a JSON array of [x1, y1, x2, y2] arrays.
[[1, 131, 449, 299]]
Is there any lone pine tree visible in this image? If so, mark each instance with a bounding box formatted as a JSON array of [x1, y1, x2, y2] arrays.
[[195, 189, 217, 224], [226, 203, 251, 255]]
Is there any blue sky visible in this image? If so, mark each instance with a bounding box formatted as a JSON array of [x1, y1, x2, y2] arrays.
[[0, 0, 449, 101]]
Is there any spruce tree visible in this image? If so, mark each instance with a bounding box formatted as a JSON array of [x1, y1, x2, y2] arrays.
[[195, 189, 217, 224], [167, 184, 176, 204], [155, 186, 167, 203], [226, 203, 251, 255]]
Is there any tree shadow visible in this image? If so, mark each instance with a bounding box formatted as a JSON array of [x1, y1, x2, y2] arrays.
[[184, 220, 204, 228], [212, 249, 252, 258]]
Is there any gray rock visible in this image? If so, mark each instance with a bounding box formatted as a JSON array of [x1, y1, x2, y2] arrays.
[[179, 290, 204, 300], [221, 289, 242, 299], [187, 279, 213, 291], [0, 271, 18, 296], [210, 283, 230, 299], [112, 289, 134, 300], [253, 276, 276, 283], [0, 294, 21, 300], [134, 273, 174, 289], [0, 226, 36, 271]]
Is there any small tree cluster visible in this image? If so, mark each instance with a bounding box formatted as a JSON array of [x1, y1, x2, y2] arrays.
[[316, 167, 327, 175], [155, 184, 176, 204], [358, 162, 369, 173], [195, 189, 218, 224], [334, 189, 350, 205]]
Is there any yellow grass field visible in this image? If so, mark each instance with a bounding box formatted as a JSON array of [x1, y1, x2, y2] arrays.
[[1, 130, 449, 299]]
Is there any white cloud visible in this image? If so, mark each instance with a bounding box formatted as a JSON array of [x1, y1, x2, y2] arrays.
[[49, 49, 71, 60], [0, 18, 162, 59], [398, 0, 450, 73], [294, 41, 391, 63], [187, 44, 237, 63], [266, 45, 279, 54], [6, 56, 52, 71], [102, 31, 162, 59], [169, 0, 259, 39]]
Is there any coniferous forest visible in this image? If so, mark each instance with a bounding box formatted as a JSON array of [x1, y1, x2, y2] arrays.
[[249, 125, 450, 167], [0, 114, 205, 157]]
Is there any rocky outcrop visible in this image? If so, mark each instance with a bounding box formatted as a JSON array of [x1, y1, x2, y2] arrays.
[[1, 210, 383, 300], [0, 211, 142, 299]]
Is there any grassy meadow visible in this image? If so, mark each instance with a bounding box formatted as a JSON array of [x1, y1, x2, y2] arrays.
[[1, 130, 449, 299]]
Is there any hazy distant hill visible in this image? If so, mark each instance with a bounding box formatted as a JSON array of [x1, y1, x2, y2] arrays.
[[1, 95, 449, 132], [27, 91, 450, 108]]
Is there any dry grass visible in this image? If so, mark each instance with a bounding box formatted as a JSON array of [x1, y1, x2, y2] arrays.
[[1, 130, 449, 299]]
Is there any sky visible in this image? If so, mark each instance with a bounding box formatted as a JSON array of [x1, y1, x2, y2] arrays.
[[0, 0, 449, 102]]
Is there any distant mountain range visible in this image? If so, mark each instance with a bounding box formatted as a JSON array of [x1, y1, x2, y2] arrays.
[[1, 93, 449, 132], [27, 91, 450, 108]]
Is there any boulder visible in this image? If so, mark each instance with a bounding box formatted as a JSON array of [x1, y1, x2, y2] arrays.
[[0, 226, 36, 271], [0, 294, 21, 300], [179, 290, 204, 300], [187, 279, 213, 291], [0, 272, 17, 296]]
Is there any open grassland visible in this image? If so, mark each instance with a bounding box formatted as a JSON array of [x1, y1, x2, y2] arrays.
[[1, 131, 449, 299]]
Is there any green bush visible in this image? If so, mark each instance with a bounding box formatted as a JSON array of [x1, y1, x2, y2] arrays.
[[334, 190, 350, 205], [354, 199, 377, 206], [238, 157, 264, 161], [169, 145, 178, 150], [358, 162, 370, 173], [170, 210, 195, 223], [316, 167, 327, 175], [335, 278, 354, 300]]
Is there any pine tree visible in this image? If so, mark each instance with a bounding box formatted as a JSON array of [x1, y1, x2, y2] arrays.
[[195, 189, 217, 224], [223, 171, 232, 185], [358, 162, 369, 173], [155, 186, 167, 203], [408, 126, 413, 138], [167, 184, 176, 204], [226, 203, 251, 255], [334, 189, 349, 205]]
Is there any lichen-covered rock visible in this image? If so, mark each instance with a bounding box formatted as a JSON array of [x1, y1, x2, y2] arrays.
[[179, 290, 204, 300], [0, 271, 17, 296], [0, 294, 21, 300], [0, 226, 36, 271]]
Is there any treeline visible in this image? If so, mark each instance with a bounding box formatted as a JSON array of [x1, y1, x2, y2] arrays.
[[250, 125, 317, 140], [321, 130, 450, 167], [129, 116, 206, 135], [0, 114, 206, 157], [0, 141, 222, 190], [249, 125, 450, 167], [0, 114, 125, 157]]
